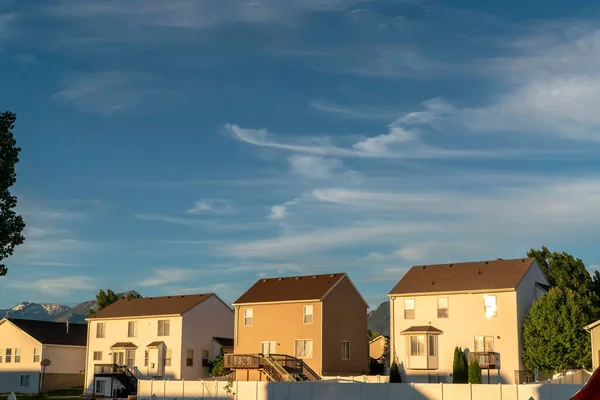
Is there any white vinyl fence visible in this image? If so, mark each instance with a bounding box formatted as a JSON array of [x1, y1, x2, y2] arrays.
[[138, 380, 583, 400]]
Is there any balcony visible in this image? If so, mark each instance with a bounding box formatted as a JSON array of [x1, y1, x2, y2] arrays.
[[224, 354, 262, 369], [468, 352, 499, 369]]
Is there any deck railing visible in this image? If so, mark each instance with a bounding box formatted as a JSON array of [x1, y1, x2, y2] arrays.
[[468, 352, 498, 369]]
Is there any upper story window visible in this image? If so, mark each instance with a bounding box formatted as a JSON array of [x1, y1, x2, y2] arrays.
[[33, 348, 40, 363], [96, 322, 106, 338], [244, 308, 253, 326], [128, 321, 138, 338], [404, 299, 415, 319], [5, 348, 11, 363], [484, 295, 497, 317], [303, 305, 313, 324], [14, 348, 20, 363], [437, 298, 448, 318], [158, 320, 170, 336]]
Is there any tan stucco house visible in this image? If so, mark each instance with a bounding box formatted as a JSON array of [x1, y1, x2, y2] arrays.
[[225, 273, 369, 381], [85, 293, 233, 397], [585, 319, 600, 370], [388, 258, 549, 384], [0, 318, 87, 394]]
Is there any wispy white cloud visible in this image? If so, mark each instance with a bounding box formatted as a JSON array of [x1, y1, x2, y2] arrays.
[[268, 198, 300, 220], [309, 99, 397, 120], [287, 155, 342, 179], [186, 199, 234, 214], [10, 276, 97, 297], [138, 268, 199, 287], [134, 213, 267, 232], [53, 71, 156, 116]]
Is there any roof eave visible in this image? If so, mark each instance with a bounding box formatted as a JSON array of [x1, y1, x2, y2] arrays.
[[86, 313, 182, 321], [585, 319, 600, 331], [388, 287, 516, 297], [233, 299, 321, 307]]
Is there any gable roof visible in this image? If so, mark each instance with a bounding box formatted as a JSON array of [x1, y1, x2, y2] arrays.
[[4, 318, 87, 346], [89, 293, 214, 319], [389, 258, 536, 296], [234, 273, 347, 304]]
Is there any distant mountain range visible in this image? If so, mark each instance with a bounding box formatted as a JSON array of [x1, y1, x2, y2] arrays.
[[367, 301, 390, 336], [0, 291, 138, 324]]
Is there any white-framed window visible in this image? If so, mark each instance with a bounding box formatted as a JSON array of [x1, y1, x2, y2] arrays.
[[14, 348, 20, 363], [484, 295, 497, 317], [96, 322, 106, 338], [164, 349, 172, 367], [294, 339, 313, 359], [429, 336, 437, 356], [437, 297, 449, 318], [261, 341, 276, 356], [158, 320, 170, 336], [186, 349, 194, 367], [33, 348, 40, 363], [404, 299, 415, 319], [19, 375, 30, 388], [144, 350, 149, 367], [0, 348, 3, 362], [95, 379, 106, 394], [128, 321, 137, 337], [5, 348, 11, 363], [410, 335, 425, 356], [303, 305, 313, 324], [126, 349, 135, 367], [341, 341, 350, 360], [474, 336, 494, 352], [244, 308, 253, 326], [93, 351, 102, 361]]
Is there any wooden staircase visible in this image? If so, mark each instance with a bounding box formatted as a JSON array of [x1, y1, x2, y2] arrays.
[[224, 353, 322, 382]]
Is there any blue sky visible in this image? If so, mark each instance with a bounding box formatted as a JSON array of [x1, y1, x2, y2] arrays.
[[2, 0, 600, 309]]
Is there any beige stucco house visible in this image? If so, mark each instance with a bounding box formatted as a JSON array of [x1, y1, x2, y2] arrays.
[[225, 273, 369, 381], [585, 319, 600, 370], [0, 318, 87, 394], [85, 293, 233, 397], [388, 258, 549, 384]]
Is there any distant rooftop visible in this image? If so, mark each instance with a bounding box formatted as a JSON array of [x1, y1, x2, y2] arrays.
[[234, 273, 347, 304], [89, 293, 214, 319], [389, 258, 536, 295], [4, 318, 87, 346]]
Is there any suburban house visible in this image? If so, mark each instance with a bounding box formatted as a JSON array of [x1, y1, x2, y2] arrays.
[[225, 273, 369, 381], [388, 258, 549, 384], [369, 335, 390, 372], [84, 293, 234, 397], [585, 319, 600, 370], [0, 318, 87, 394]]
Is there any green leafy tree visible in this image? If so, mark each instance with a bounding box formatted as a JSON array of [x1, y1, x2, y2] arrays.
[[368, 329, 381, 340], [208, 355, 230, 377], [0, 112, 25, 277], [522, 287, 593, 372], [468, 359, 482, 384], [90, 289, 142, 315], [527, 246, 593, 292], [452, 347, 468, 383], [389, 362, 401, 383]]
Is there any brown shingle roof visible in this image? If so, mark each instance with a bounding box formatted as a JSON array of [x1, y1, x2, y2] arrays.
[[389, 258, 535, 295], [234, 273, 346, 304], [5, 318, 87, 346], [401, 326, 443, 335], [89, 293, 213, 319]]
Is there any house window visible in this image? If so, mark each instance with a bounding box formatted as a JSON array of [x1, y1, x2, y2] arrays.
[[244, 308, 253, 326], [437, 298, 448, 318], [294, 339, 313, 359], [186, 350, 194, 367], [164, 349, 172, 367], [158, 320, 170, 336], [429, 336, 437, 356], [96, 322, 106, 338], [128, 321, 137, 337], [144, 350, 149, 367], [95, 379, 106, 394], [404, 299, 415, 319], [202, 350, 209, 367], [0, 348, 3, 362], [93, 351, 103, 361], [19, 375, 30, 388], [474, 336, 494, 352], [5, 348, 11, 363], [126, 349, 135, 367], [410, 335, 425, 356], [14, 348, 20, 363], [484, 295, 497, 317], [303, 305, 314, 324], [341, 341, 350, 360], [33, 348, 40, 363]]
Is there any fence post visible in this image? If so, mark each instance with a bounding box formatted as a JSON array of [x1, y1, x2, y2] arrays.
[[182, 379, 185, 400], [163, 380, 166, 400], [499, 383, 502, 400], [411, 382, 416, 400], [469, 383, 472, 400], [201, 380, 205, 399], [151, 379, 154, 399], [440, 382, 443, 400]]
